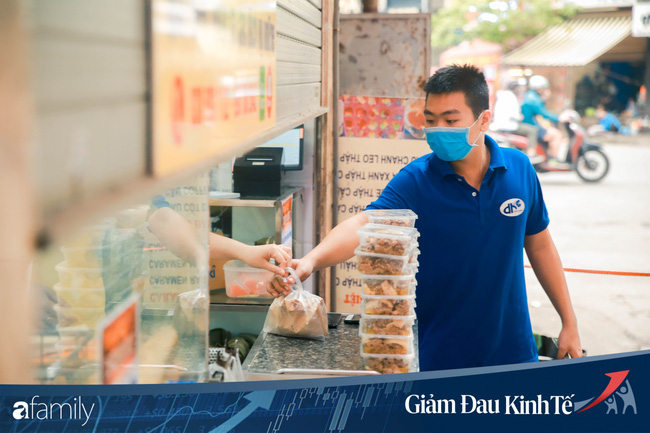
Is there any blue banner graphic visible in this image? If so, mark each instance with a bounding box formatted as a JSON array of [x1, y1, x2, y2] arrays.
[[1, 351, 648, 432]]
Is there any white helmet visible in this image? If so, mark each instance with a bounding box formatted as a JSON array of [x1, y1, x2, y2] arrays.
[[529, 75, 550, 91]]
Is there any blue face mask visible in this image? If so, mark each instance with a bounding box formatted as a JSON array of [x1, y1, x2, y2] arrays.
[[424, 113, 484, 161]]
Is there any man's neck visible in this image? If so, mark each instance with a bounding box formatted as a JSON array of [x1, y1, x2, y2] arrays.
[[449, 139, 490, 190]]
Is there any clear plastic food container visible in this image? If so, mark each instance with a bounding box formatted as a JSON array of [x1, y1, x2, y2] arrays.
[[223, 260, 274, 297], [410, 248, 420, 264], [361, 294, 416, 316], [61, 244, 108, 268], [53, 283, 105, 308], [365, 209, 418, 228], [360, 333, 414, 355], [355, 248, 412, 275], [56, 262, 104, 289], [360, 274, 415, 296], [357, 224, 419, 256], [361, 352, 415, 374], [63, 218, 115, 249], [360, 313, 416, 336], [54, 304, 105, 328]]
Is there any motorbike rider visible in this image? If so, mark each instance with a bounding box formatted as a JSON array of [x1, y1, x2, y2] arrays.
[[521, 75, 564, 162], [492, 81, 540, 161]]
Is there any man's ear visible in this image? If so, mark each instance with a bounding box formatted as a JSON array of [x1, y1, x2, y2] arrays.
[[480, 111, 492, 131]]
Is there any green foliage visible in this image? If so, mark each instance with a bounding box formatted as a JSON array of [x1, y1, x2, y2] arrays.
[[431, 0, 580, 50]]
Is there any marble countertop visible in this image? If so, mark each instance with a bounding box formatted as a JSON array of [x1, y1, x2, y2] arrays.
[[243, 322, 365, 374]]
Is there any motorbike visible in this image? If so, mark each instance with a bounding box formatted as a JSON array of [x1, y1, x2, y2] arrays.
[[490, 110, 610, 183]]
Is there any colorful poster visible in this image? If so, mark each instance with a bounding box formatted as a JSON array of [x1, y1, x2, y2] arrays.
[[281, 195, 293, 253], [339, 96, 426, 140], [152, 0, 277, 176]]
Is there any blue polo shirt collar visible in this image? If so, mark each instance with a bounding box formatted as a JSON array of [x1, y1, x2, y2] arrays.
[[429, 134, 508, 178]]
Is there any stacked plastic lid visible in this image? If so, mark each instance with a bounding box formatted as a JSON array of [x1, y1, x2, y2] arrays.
[[356, 209, 419, 374]]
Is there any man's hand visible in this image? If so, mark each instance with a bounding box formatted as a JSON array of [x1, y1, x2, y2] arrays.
[[525, 229, 583, 360], [265, 211, 370, 297], [557, 323, 582, 359], [268, 258, 315, 297]]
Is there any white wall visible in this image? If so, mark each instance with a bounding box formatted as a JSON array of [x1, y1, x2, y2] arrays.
[[281, 118, 317, 293]]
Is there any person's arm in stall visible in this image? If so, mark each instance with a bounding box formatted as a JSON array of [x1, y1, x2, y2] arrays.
[[524, 228, 582, 359], [209, 233, 291, 277], [149, 207, 291, 276], [148, 206, 205, 266], [269, 211, 370, 296]]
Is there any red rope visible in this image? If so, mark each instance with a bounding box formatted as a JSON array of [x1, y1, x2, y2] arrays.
[[523, 264, 650, 277]]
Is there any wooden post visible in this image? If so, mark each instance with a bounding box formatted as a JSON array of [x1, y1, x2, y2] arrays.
[[316, 0, 336, 310], [0, 0, 37, 384]]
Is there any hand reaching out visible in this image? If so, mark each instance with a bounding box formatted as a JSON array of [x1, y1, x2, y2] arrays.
[[239, 244, 292, 278], [268, 257, 315, 297]]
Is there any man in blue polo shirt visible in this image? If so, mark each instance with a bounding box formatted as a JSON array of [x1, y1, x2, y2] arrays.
[[271, 65, 582, 371]]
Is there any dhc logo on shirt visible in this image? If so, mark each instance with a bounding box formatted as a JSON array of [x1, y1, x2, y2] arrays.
[[500, 198, 525, 217]]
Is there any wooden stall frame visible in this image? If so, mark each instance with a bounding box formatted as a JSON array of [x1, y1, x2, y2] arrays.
[[315, 0, 336, 309], [0, 0, 37, 384], [1, 0, 333, 382]]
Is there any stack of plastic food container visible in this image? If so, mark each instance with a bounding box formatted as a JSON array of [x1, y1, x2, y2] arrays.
[[53, 208, 148, 368], [53, 220, 114, 365], [356, 210, 419, 374]]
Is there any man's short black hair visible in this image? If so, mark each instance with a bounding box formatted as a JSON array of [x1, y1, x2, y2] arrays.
[[424, 64, 489, 118]]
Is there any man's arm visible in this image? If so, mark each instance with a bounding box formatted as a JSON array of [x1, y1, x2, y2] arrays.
[[538, 104, 559, 124], [524, 228, 582, 358], [304, 212, 370, 272], [269, 211, 370, 295]]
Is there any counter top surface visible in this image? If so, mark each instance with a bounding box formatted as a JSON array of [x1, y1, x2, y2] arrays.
[[244, 322, 364, 373]]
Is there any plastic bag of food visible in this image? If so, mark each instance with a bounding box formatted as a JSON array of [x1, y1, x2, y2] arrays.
[[173, 288, 208, 335], [262, 268, 328, 341]]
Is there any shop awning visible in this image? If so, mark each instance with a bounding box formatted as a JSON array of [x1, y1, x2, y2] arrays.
[[502, 15, 632, 66]]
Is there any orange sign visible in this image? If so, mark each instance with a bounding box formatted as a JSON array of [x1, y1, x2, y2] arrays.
[[101, 296, 139, 384], [152, 0, 277, 176]]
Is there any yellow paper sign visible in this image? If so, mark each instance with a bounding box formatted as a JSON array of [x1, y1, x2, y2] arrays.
[[152, 0, 277, 176]]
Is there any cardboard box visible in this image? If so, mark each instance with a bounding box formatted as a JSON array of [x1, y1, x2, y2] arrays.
[[209, 258, 228, 291]]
